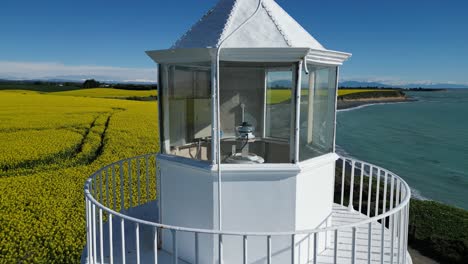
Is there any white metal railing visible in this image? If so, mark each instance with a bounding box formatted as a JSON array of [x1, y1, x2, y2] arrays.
[[84, 153, 411, 264]]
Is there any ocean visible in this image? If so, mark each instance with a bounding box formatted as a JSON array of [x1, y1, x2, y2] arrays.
[[336, 89, 468, 210]]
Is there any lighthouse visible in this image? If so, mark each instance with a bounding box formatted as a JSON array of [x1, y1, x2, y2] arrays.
[[83, 1, 412, 263]]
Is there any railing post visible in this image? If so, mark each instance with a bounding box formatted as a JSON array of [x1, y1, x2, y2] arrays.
[[341, 159, 345, 205], [359, 162, 364, 213], [397, 209, 402, 264], [367, 165, 373, 217], [390, 213, 395, 264], [368, 222, 372, 264], [313, 233, 318, 264], [146, 155, 150, 201], [380, 218, 385, 264], [137, 158, 141, 206], [99, 171, 103, 204], [112, 164, 116, 211], [351, 227, 357, 264], [243, 235, 248, 264], [154, 227, 159, 264], [92, 204, 97, 264], [128, 160, 133, 208], [121, 218, 126, 264], [218, 234, 223, 264], [375, 169, 381, 216], [85, 198, 93, 264], [106, 169, 110, 208], [267, 235, 272, 264], [383, 172, 388, 215], [109, 214, 114, 264], [333, 230, 338, 264], [99, 209, 104, 264], [195, 233, 199, 264], [348, 160, 355, 211], [119, 161, 124, 212], [136, 223, 140, 264], [291, 234, 295, 264], [172, 230, 178, 264]]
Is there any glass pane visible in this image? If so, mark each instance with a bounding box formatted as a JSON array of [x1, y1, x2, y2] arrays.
[[265, 69, 293, 139], [219, 62, 294, 164], [160, 63, 212, 162], [299, 66, 337, 161]]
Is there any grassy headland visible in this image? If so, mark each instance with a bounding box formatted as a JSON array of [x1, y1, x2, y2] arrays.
[[337, 88, 409, 110], [335, 164, 468, 264]]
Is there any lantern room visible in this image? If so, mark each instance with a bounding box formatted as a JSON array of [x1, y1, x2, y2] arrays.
[[154, 55, 340, 165]]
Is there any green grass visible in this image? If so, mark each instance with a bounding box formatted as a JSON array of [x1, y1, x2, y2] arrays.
[[409, 200, 468, 264]]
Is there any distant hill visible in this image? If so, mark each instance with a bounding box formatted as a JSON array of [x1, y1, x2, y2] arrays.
[[340, 81, 468, 89]]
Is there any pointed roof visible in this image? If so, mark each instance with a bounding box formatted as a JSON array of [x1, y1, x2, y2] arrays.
[[172, 0, 325, 50]]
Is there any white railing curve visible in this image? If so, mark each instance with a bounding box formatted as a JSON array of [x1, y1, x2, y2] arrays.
[[83, 153, 411, 264]]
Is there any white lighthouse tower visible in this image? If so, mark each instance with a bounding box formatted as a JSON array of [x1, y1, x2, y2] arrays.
[[147, 0, 350, 262], [83, 0, 412, 263]]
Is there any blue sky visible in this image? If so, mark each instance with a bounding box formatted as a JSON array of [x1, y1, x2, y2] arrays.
[[1, 0, 467, 85]]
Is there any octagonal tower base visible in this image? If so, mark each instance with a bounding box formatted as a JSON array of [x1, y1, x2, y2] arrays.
[[158, 153, 338, 263]]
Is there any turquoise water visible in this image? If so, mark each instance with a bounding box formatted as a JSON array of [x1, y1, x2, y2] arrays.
[[336, 90, 468, 209]]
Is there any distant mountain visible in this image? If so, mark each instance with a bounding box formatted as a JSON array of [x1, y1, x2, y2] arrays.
[[1, 75, 466, 88], [269, 80, 292, 88], [339, 81, 392, 88], [403, 83, 468, 89], [339, 81, 468, 89]]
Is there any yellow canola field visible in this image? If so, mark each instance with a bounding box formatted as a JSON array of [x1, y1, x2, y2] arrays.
[[0, 91, 158, 263], [51, 88, 157, 98]]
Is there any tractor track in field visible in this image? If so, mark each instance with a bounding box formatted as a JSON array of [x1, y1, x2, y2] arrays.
[[0, 109, 122, 176]]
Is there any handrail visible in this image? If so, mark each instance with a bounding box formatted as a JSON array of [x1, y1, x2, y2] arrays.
[[84, 153, 411, 237]]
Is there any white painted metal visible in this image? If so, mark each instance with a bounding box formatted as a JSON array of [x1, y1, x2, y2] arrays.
[[119, 161, 124, 212], [170, 0, 323, 50], [121, 218, 126, 264], [99, 209, 104, 264], [367, 166, 373, 217], [243, 236, 248, 264], [109, 214, 113, 264], [82, 154, 412, 264], [136, 223, 141, 264], [92, 204, 97, 264], [154, 227, 159, 264], [349, 160, 355, 210], [128, 161, 132, 209], [147, 48, 349, 65], [341, 159, 345, 206], [294, 61, 303, 163], [359, 163, 364, 212]]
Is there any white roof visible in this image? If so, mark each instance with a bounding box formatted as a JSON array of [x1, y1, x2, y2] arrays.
[[147, 0, 351, 65], [172, 0, 325, 50]]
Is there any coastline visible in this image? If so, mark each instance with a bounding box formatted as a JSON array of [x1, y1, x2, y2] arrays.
[[336, 94, 467, 264], [337, 96, 415, 111]]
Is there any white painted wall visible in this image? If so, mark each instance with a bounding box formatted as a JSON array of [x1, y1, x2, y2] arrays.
[[295, 153, 338, 263], [158, 153, 337, 264], [159, 157, 215, 263]]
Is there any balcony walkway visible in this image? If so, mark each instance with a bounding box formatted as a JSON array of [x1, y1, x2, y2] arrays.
[[82, 201, 411, 264], [82, 153, 412, 264]]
